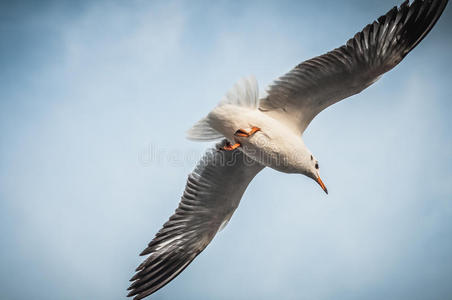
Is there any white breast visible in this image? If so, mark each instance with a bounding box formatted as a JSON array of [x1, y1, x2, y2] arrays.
[[209, 105, 306, 173]]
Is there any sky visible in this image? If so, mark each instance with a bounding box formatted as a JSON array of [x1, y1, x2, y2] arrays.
[[0, 0, 451, 299]]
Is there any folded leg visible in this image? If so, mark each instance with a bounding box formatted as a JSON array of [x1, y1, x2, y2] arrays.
[[234, 126, 260, 137]]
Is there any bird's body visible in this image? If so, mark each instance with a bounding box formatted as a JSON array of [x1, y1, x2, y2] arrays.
[[208, 102, 312, 175], [127, 0, 449, 299]]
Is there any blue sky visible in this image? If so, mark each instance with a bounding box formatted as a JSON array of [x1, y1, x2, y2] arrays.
[[1, 1, 451, 299]]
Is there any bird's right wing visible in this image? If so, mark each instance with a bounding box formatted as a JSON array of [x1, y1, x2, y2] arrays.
[[259, 0, 448, 134], [128, 140, 264, 299]]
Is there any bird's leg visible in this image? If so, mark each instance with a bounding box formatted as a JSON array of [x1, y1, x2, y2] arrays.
[[221, 127, 260, 151], [234, 126, 261, 137], [221, 141, 241, 151]]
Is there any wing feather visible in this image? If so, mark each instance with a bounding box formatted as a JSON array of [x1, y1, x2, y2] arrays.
[[259, 0, 448, 134], [127, 140, 264, 299]]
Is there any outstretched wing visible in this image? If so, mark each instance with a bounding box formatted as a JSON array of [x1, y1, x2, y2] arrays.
[[127, 141, 264, 299], [259, 0, 448, 134]]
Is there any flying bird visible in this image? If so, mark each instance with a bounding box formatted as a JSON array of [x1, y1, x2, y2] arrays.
[[128, 0, 448, 298]]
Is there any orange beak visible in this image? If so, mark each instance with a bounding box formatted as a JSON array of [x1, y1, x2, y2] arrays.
[[316, 176, 328, 194]]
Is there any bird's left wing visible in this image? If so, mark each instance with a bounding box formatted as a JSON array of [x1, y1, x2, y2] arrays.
[[127, 140, 264, 299], [259, 0, 448, 134]]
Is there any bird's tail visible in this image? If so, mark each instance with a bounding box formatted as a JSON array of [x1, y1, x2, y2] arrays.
[[186, 76, 260, 141]]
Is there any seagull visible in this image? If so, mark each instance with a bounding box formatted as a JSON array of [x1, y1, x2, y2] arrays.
[[128, 0, 448, 298]]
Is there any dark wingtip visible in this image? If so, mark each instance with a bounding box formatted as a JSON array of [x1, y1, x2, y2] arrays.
[[129, 274, 138, 282], [126, 290, 135, 297]]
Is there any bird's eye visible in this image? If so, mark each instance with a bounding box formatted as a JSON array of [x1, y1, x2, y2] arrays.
[[315, 163, 319, 169], [310, 155, 313, 160]]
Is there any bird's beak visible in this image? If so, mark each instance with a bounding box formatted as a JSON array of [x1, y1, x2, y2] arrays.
[[316, 176, 328, 194]]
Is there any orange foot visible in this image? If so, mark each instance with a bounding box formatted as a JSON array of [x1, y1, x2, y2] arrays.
[[221, 141, 241, 151], [234, 126, 261, 137]]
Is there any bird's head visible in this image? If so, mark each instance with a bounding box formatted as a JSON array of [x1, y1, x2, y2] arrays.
[[305, 154, 328, 194]]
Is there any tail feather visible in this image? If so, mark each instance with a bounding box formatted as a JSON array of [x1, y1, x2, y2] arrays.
[[219, 76, 259, 108], [186, 76, 259, 141], [186, 117, 223, 141]]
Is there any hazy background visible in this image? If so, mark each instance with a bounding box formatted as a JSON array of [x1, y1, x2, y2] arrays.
[[1, 1, 451, 299]]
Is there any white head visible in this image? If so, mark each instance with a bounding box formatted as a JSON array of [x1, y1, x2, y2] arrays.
[[288, 145, 328, 194], [305, 153, 328, 194], [284, 139, 328, 194], [265, 138, 328, 194]]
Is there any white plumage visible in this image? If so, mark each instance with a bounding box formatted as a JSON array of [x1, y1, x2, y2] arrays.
[[128, 1, 448, 299]]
